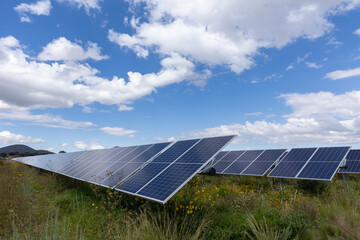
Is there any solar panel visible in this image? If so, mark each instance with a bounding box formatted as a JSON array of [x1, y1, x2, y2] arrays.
[[240, 149, 286, 176], [224, 150, 263, 174], [212, 151, 243, 173], [267, 148, 317, 179], [339, 149, 360, 173], [296, 147, 350, 180], [116, 135, 236, 203]]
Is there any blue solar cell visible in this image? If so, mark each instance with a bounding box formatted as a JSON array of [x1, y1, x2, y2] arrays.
[[130, 143, 171, 163], [297, 162, 342, 180], [116, 163, 169, 194], [237, 150, 264, 161], [151, 139, 199, 163], [213, 161, 233, 173], [219, 151, 245, 162], [297, 147, 350, 180], [223, 162, 251, 174], [175, 136, 235, 164], [100, 162, 144, 187], [241, 149, 286, 176], [213, 151, 229, 164], [307, 147, 349, 162], [137, 163, 203, 202], [339, 150, 360, 173], [268, 148, 317, 178], [340, 160, 360, 173]]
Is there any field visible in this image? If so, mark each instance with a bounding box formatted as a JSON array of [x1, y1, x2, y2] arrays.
[[1, 159, 360, 240]]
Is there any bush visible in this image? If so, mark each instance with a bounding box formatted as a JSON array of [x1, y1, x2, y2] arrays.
[[297, 180, 329, 195]]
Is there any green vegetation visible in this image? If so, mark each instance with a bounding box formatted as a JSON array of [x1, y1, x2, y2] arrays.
[[1, 159, 360, 239]]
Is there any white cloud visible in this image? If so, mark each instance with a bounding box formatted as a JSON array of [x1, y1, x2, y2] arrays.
[[0, 36, 209, 113], [74, 140, 104, 150], [0, 131, 44, 144], [354, 28, 360, 36], [325, 67, 360, 80], [305, 62, 323, 69], [0, 101, 94, 129], [285, 64, 294, 71], [110, 1, 359, 74], [61, 143, 67, 147], [190, 90, 360, 145], [245, 112, 263, 116], [100, 127, 136, 138], [327, 37, 343, 47], [297, 52, 312, 64], [14, 0, 51, 23], [118, 104, 134, 111], [57, 0, 102, 15], [38, 37, 108, 62]]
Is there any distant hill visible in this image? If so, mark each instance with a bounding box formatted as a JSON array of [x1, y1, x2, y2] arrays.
[[0, 144, 54, 156]]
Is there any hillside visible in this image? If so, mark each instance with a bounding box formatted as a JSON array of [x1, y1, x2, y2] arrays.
[[0, 144, 53, 156]]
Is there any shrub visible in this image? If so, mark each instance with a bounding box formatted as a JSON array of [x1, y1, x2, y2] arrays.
[[297, 180, 329, 195]]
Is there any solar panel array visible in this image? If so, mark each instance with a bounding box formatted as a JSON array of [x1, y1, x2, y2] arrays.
[[339, 149, 360, 173], [215, 147, 351, 180], [13, 135, 235, 204]]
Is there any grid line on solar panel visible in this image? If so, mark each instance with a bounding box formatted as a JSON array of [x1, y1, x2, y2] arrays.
[[239, 149, 286, 176], [175, 136, 235, 164], [127, 139, 202, 194], [234, 150, 265, 175], [99, 143, 173, 188], [136, 163, 203, 203], [267, 148, 318, 179], [151, 139, 200, 163], [296, 147, 350, 180], [339, 150, 360, 173], [212, 151, 229, 165], [132, 135, 236, 203], [212, 151, 231, 172], [220, 151, 247, 173]]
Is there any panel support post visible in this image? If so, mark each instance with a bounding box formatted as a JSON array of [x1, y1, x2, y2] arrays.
[[342, 173, 347, 189]]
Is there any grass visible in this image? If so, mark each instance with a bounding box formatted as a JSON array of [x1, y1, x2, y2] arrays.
[[1, 159, 360, 239]]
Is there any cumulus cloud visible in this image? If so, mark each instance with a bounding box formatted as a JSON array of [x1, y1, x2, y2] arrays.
[[0, 36, 208, 113], [14, 0, 51, 23], [190, 90, 360, 145], [74, 140, 104, 150], [0, 131, 44, 144], [100, 127, 136, 138], [110, 0, 359, 74], [38, 37, 108, 62], [245, 112, 263, 116], [57, 0, 102, 15], [325, 67, 360, 80]]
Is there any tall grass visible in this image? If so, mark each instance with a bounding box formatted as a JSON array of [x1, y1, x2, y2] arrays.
[[1, 160, 360, 239]]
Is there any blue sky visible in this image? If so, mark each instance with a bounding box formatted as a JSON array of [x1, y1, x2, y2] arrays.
[[1, 0, 360, 152]]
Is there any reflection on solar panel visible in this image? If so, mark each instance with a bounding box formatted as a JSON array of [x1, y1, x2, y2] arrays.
[[339, 150, 360, 173], [116, 135, 235, 203], [240, 149, 286, 176], [297, 147, 350, 180], [12, 135, 235, 204], [268, 148, 318, 179]]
